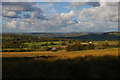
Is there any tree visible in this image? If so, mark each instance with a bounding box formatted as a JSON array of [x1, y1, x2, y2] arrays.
[[89, 43, 95, 49], [43, 47, 52, 51], [103, 42, 109, 47], [32, 45, 39, 50], [66, 42, 83, 51], [66, 45, 73, 51], [50, 42, 55, 45], [62, 42, 66, 45], [19, 48, 25, 52], [68, 40, 72, 44], [41, 42, 49, 46]]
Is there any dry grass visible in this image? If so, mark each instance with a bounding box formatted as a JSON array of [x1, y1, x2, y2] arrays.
[[2, 48, 119, 60]]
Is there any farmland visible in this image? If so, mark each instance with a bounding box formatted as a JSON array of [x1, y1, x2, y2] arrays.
[[2, 32, 119, 59], [2, 48, 119, 59], [1, 32, 120, 79], [2, 33, 119, 52]]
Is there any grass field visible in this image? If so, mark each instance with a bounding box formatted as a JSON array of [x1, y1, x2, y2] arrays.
[[2, 55, 120, 79], [2, 48, 119, 60], [93, 41, 118, 45]]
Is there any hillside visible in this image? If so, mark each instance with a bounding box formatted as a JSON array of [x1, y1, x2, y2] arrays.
[[55, 32, 119, 40], [2, 31, 119, 40]]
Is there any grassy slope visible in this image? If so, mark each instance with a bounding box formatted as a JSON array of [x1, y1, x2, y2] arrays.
[[2, 48, 119, 59], [2, 55, 120, 79]]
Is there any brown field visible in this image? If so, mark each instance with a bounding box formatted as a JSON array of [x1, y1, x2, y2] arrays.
[[2, 48, 119, 60]]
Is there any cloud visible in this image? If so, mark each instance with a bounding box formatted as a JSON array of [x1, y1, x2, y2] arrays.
[[2, 2, 43, 19], [7, 20, 17, 28], [78, 2, 118, 22], [61, 21, 118, 32], [60, 11, 76, 19], [2, 2, 36, 11], [2, 2, 118, 32], [3, 11, 21, 18], [2, 0, 119, 2], [70, 2, 100, 8], [33, 3, 53, 11]]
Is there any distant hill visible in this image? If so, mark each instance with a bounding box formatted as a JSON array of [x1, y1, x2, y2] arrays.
[[2, 31, 119, 40], [22, 32, 89, 37], [54, 32, 119, 40]]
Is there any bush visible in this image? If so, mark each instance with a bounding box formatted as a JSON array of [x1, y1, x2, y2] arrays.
[[31, 45, 39, 50], [82, 44, 89, 50], [66, 42, 96, 51], [65, 45, 72, 51], [68, 40, 72, 44], [89, 43, 95, 49], [41, 43, 49, 46], [61, 42, 66, 45], [66, 43, 83, 51], [117, 44, 120, 47], [50, 42, 56, 45], [103, 42, 109, 47], [19, 48, 25, 52], [43, 47, 52, 51]]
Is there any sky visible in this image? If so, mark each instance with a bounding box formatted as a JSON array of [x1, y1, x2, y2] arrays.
[[1, 1, 119, 33]]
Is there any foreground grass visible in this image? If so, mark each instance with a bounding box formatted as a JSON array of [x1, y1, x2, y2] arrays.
[[2, 48, 119, 59], [2, 55, 120, 79]]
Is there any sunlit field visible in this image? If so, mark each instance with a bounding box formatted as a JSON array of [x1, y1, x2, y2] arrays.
[[2, 48, 119, 59]]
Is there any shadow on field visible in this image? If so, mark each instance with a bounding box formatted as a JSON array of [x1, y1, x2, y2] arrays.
[[2, 55, 119, 79]]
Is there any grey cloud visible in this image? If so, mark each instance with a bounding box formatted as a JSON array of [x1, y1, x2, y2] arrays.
[[70, 2, 100, 8], [87, 2, 100, 7], [2, 2, 37, 12], [23, 14, 31, 18], [2, 2, 43, 19], [2, 2, 118, 32]]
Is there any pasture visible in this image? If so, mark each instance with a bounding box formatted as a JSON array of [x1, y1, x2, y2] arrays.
[[2, 55, 120, 79], [2, 48, 119, 59], [2, 40, 119, 52]]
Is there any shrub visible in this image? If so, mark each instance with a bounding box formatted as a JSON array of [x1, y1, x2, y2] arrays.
[[50, 42, 56, 45], [66, 42, 96, 51], [43, 47, 52, 51], [19, 48, 25, 52], [31, 45, 39, 50], [89, 43, 95, 49], [66, 43, 83, 51], [68, 40, 72, 44], [117, 44, 120, 47], [82, 44, 89, 50], [65, 45, 72, 51], [103, 42, 109, 47], [61, 42, 67, 45], [41, 43, 49, 46]]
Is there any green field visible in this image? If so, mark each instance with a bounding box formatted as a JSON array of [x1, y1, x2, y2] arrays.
[[3, 40, 118, 52], [24, 41, 64, 46]]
